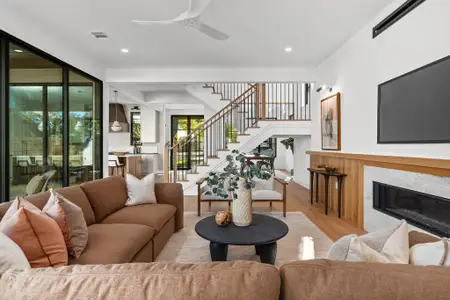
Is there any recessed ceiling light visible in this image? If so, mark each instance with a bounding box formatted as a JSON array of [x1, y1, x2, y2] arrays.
[[121, 48, 129, 53], [14, 49, 24, 53], [284, 47, 293, 53]]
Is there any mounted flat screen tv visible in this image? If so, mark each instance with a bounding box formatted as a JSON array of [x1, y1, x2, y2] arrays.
[[378, 55, 450, 144]]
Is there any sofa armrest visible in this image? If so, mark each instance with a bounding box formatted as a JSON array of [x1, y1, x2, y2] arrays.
[[280, 259, 450, 300], [155, 183, 184, 231]]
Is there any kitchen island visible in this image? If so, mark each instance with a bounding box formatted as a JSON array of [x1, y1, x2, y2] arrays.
[[114, 153, 159, 179]]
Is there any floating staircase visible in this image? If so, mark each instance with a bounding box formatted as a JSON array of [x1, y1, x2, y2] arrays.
[[164, 82, 312, 195]]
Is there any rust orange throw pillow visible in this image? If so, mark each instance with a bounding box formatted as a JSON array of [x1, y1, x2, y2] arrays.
[[0, 197, 68, 268], [43, 190, 88, 258]]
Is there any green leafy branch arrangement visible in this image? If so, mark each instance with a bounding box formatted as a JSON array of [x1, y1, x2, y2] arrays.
[[205, 150, 273, 200]]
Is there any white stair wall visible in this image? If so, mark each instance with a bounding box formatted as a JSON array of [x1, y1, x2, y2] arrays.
[[184, 84, 225, 113], [182, 120, 312, 195]]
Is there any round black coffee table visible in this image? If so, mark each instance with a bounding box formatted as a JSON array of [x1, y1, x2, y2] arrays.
[[195, 214, 289, 265]]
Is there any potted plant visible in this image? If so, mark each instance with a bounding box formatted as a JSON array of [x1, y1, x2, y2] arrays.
[[205, 150, 273, 226]]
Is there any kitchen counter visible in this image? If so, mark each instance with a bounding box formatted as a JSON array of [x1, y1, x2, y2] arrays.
[[116, 153, 160, 178]]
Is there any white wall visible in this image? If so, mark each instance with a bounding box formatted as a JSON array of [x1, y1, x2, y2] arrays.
[[106, 68, 313, 83], [312, 0, 450, 159], [107, 90, 210, 170], [274, 140, 288, 170], [0, 3, 104, 80], [294, 136, 311, 188]]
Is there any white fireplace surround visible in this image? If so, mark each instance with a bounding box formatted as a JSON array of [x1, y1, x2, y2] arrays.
[[364, 166, 450, 235]]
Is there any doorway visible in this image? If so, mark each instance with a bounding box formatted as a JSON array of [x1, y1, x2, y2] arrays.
[[170, 115, 204, 171]]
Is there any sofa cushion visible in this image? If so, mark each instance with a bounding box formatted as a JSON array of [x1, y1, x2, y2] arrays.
[[0, 187, 95, 226], [54, 186, 96, 226], [69, 223, 154, 265], [101, 204, 176, 232], [0, 261, 280, 300], [81, 176, 128, 222], [280, 259, 450, 300], [0, 198, 68, 268], [0, 232, 31, 274], [43, 190, 88, 259], [327, 220, 409, 264]]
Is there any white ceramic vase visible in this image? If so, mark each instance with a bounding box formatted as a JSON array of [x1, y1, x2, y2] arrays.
[[232, 179, 252, 227]]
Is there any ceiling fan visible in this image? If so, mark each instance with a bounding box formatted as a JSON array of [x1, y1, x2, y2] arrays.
[[132, 0, 229, 41]]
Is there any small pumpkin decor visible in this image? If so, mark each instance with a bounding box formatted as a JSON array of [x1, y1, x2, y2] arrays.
[[215, 211, 232, 227]]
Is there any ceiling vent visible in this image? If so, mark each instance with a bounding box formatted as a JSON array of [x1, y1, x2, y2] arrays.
[[90, 31, 109, 39]]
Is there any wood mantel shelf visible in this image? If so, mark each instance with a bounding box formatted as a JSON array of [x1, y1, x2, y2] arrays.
[[307, 151, 450, 174], [307, 151, 450, 230]]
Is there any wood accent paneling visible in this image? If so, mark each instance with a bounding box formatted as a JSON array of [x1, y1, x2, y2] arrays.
[[307, 151, 450, 230], [310, 154, 364, 228]]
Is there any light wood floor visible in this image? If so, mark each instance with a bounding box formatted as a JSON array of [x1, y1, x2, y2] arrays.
[[185, 182, 366, 242]]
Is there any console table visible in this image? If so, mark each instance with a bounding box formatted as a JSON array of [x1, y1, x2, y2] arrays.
[[308, 168, 347, 218]]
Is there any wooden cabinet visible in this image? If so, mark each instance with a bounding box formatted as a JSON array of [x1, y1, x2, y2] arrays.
[[140, 108, 159, 143]]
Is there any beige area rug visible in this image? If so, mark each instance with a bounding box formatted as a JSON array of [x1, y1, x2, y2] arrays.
[[156, 212, 333, 268]]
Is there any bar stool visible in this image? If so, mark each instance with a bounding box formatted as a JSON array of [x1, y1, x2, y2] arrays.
[[108, 155, 125, 177]]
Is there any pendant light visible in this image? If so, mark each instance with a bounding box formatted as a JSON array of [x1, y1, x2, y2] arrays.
[[74, 120, 84, 132], [111, 90, 122, 132]]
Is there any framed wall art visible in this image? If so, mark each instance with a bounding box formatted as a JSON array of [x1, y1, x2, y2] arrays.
[[321, 93, 341, 150]]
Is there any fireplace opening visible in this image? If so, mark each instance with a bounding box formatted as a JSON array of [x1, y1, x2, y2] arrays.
[[373, 182, 450, 237]]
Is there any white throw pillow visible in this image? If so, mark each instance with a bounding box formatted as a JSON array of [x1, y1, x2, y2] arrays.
[[126, 173, 157, 206], [410, 239, 450, 266], [0, 232, 31, 274], [327, 220, 409, 264], [347, 237, 393, 263]]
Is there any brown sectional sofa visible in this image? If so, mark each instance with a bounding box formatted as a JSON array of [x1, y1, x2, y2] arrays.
[[1, 231, 449, 299], [0, 176, 184, 264]]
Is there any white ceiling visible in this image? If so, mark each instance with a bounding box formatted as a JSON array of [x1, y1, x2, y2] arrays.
[[3, 0, 394, 68]]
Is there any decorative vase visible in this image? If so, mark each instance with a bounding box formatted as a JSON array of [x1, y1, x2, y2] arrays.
[[232, 179, 252, 227]]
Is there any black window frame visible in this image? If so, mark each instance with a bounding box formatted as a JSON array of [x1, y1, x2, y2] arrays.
[[0, 29, 103, 202], [130, 111, 141, 145]]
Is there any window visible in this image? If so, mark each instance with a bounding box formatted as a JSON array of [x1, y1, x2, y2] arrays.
[[171, 115, 204, 170], [130, 111, 141, 145], [0, 30, 103, 201]]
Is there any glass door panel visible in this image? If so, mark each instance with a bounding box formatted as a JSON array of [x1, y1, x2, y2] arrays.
[[171, 115, 204, 170], [9, 43, 62, 199], [69, 71, 101, 185], [47, 86, 63, 189]]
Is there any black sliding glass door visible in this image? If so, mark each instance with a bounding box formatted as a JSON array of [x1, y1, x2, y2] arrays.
[[0, 31, 103, 202], [171, 115, 204, 170]]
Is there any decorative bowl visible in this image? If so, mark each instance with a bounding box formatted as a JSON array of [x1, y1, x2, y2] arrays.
[[215, 211, 232, 227], [325, 166, 337, 173]]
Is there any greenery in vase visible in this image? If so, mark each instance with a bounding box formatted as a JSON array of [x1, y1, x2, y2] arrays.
[[205, 150, 273, 200]]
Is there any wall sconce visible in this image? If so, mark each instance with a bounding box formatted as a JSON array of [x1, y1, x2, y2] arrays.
[[316, 85, 333, 93]]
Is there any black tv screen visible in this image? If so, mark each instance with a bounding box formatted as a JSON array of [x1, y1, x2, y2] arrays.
[[378, 55, 450, 144]]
